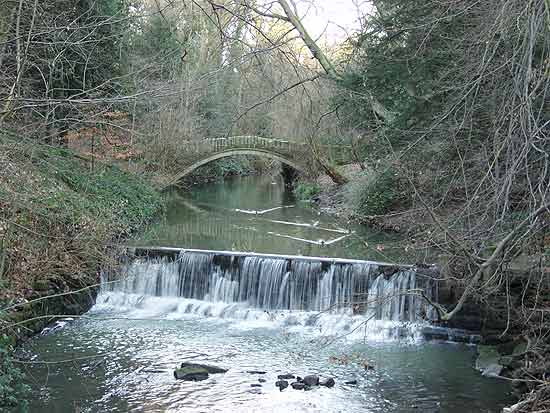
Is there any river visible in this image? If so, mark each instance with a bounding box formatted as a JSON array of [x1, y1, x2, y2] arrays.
[[131, 175, 397, 261], [18, 175, 511, 412]]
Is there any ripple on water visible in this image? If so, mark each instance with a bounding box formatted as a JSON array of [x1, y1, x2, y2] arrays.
[[20, 300, 512, 413]]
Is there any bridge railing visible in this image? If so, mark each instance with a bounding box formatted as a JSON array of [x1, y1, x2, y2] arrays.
[[185, 136, 307, 155]]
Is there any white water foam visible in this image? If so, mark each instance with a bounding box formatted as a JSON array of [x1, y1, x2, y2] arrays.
[[96, 251, 436, 342], [92, 291, 427, 342]]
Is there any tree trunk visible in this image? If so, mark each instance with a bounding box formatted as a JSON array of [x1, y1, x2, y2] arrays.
[[277, 0, 340, 80]]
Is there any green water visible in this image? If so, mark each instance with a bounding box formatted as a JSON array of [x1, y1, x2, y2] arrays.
[[132, 175, 402, 262]]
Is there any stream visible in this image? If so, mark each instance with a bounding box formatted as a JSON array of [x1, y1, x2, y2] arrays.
[[131, 175, 396, 260], [18, 175, 512, 412]]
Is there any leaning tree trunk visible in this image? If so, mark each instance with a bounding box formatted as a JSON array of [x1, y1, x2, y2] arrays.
[[306, 137, 348, 185]]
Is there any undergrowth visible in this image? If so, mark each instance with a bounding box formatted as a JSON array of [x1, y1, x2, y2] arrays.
[[0, 136, 163, 410], [293, 182, 321, 201], [344, 167, 408, 216]]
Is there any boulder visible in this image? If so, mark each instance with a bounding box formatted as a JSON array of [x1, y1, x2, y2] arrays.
[[175, 362, 228, 381], [291, 382, 306, 390], [180, 362, 227, 374], [277, 373, 295, 380], [303, 375, 319, 386], [275, 380, 289, 391], [174, 367, 209, 381], [475, 345, 503, 377], [320, 378, 335, 388], [482, 364, 504, 378]]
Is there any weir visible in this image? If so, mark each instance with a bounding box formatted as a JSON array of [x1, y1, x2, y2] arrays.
[[102, 247, 438, 322]]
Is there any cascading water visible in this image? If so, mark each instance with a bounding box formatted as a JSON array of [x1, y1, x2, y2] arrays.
[[96, 250, 438, 340]]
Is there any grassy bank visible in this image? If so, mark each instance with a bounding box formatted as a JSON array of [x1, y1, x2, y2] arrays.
[[0, 137, 163, 410]]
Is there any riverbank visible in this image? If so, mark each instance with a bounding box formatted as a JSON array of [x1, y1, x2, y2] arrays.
[[304, 164, 549, 413], [0, 137, 163, 410], [302, 163, 424, 235]]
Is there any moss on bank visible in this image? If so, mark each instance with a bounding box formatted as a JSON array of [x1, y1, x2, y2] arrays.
[[0, 137, 163, 410]]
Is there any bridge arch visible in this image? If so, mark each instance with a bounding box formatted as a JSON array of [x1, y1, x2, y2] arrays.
[[164, 148, 307, 188]]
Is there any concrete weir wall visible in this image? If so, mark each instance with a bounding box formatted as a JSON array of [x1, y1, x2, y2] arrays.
[[119, 247, 482, 343], [128, 246, 406, 267]]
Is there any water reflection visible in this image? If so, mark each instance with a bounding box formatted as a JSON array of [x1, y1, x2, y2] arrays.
[[132, 176, 396, 261]]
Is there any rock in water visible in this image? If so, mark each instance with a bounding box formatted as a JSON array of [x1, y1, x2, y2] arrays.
[[180, 362, 227, 374], [363, 361, 375, 370], [277, 373, 295, 380], [247, 370, 267, 375], [482, 364, 504, 377], [475, 346, 504, 377], [174, 367, 209, 381], [344, 380, 358, 385], [320, 378, 335, 388], [250, 384, 262, 387], [303, 375, 319, 386], [291, 382, 306, 390], [258, 378, 267, 383], [175, 362, 228, 381], [275, 380, 289, 391]]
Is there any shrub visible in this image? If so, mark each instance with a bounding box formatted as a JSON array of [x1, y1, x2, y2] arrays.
[[293, 182, 321, 201], [0, 335, 29, 411], [345, 167, 406, 216]]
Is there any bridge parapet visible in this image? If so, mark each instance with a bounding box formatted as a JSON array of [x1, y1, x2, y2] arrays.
[[158, 136, 353, 189], [186, 136, 307, 156]]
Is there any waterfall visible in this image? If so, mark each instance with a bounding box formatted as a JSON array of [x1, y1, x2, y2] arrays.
[[100, 250, 437, 323]]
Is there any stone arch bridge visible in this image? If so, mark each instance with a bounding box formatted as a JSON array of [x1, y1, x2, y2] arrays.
[[158, 136, 350, 189]]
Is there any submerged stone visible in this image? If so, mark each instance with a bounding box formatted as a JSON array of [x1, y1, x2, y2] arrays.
[[277, 373, 295, 380], [303, 375, 319, 386], [275, 380, 289, 391], [475, 345, 504, 378], [291, 382, 306, 390], [320, 378, 335, 388], [481, 364, 503, 378], [475, 346, 500, 370]]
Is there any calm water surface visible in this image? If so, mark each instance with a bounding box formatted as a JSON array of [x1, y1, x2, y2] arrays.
[[19, 175, 512, 412], [131, 175, 397, 261]]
